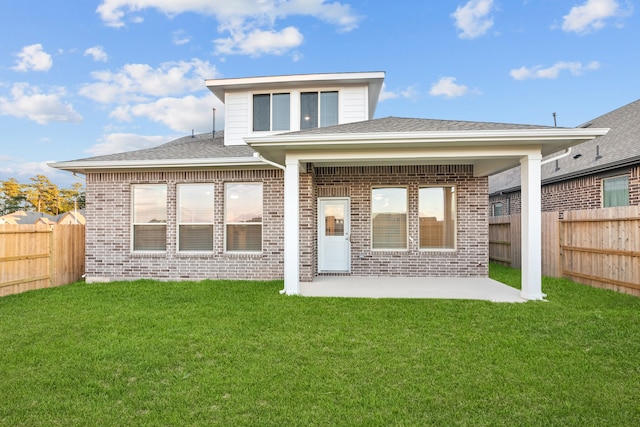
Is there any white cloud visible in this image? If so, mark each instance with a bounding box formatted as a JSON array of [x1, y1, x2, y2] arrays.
[[172, 30, 191, 45], [110, 94, 223, 133], [12, 44, 53, 72], [86, 133, 169, 156], [429, 77, 468, 98], [451, 0, 495, 39], [214, 26, 303, 56], [79, 59, 218, 104], [0, 83, 83, 125], [379, 83, 419, 102], [510, 61, 601, 80], [96, 0, 360, 30], [561, 0, 632, 34], [84, 46, 109, 62], [96, 0, 360, 56]]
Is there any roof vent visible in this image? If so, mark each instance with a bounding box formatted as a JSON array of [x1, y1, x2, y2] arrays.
[[573, 153, 582, 159], [595, 145, 602, 161]]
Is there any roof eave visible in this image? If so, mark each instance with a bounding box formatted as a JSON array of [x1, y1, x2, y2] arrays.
[[48, 156, 266, 174]]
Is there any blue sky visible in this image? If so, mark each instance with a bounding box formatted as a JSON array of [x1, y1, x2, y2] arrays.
[[1, 0, 637, 187]]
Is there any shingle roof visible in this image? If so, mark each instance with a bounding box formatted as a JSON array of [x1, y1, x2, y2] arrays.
[[489, 99, 640, 194], [285, 116, 557, 135], [66, 131, 255, 163]]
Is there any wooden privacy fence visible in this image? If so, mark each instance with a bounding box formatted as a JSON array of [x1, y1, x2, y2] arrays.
[[489, 206, 640, 296], [0, 224, 85, 297]]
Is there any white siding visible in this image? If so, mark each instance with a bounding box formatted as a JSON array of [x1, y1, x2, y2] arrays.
[[222, 84, 370, 146], [341, 86, 368, 124], [224, 92, 249, 146]]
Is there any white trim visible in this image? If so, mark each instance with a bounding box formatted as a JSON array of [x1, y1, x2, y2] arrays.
[[283, 158, 300, 295], [48, 157, 265, 173], [520, 155, 544, 300], [318, 197, 351, 273]]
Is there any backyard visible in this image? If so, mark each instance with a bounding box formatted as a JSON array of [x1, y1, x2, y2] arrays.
[[0, 264, 638, 426]]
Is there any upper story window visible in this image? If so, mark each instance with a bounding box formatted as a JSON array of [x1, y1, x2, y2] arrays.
[[301, 91, 338, 130], [253, 93, 290, 132], [132, 184, 167, 252], [603, 175, 629, 207]]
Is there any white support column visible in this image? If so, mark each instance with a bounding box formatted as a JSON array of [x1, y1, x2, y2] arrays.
[[283, 156, 300, 295], [520, 154, 544, 300]]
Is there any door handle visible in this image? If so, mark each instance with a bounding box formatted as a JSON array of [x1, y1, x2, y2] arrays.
[[345, 232, 350, 241]]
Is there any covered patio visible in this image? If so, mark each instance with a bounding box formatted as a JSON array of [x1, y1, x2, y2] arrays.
[[299, 276, 526, 302]]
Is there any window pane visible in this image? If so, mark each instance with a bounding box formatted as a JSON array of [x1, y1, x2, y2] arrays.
[[253, 94, 270, 131], [133, 225, 167, 251], [419, 187, 456, 249], [320, 91, 338, 127], [179, 184, 214, 223], [603, 176, 629, 207], [225, 183, 263, 252], [492, 203, 503, 217], [179, 225, 214, 251], [372, 188, 407, 249], [272, 93, 290, 131], [324, 203, 344, 237], [133, 185, 166, 224], [226, 183, 263, 223], [300, 92, 318, 129], [226, 224, 262, 251]]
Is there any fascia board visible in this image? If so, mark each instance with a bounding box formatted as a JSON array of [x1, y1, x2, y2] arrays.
[[246, 128, 610, 146], [48, 157, 264, 172], [207, 71, 385, 102]]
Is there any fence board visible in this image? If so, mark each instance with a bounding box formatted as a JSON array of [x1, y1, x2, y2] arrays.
[[0, 224, 85, 297], [561, 206, 640, 297]]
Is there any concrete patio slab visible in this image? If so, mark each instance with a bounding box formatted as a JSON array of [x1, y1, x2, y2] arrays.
[[299, 276, 526, 303]]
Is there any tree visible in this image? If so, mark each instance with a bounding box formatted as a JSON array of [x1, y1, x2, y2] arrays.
[[25, 175, 60, 215], [0, 178, 26, 215], [59, 182, 85, 212]]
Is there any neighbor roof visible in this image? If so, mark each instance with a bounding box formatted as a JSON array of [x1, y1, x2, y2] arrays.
[[490, 98, 640, 194]]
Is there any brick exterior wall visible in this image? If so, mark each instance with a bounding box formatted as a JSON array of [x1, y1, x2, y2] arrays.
[[310, 164, 488, 278], [84, 169, 284, 282], [490, 166, 640, 216], [85, 164, 489, 282]]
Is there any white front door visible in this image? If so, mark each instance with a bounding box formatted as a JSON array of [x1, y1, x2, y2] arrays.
[[318, 198, 350, 272]]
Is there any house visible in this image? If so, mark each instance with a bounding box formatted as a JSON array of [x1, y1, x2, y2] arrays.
[[489, 98, 640, 215], [0, 210, 56, 225], [50, 71, 608, 300], [55, 210, 86, 225]]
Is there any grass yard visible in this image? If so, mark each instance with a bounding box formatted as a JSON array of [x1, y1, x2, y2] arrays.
[[1, 264, 639, 426]]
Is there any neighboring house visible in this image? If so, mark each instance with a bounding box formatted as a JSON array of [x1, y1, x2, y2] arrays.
[[490, 99, 640, 215], [50, 72, 608, 300], [55, 210, 86, 225], [0, 210, 56, 225]]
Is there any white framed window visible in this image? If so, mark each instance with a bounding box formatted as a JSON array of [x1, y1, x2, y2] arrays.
[[371, 187, 407, 250], [602, 175, 629, 207], [492, 202, 503, 217], [132, 184, 167, 251], [225, 183, 263, 252], [419, 186, 456, 250], [253, 93, 290, 131], [177, 184, 214, 252], [300, 91, 338, 129]]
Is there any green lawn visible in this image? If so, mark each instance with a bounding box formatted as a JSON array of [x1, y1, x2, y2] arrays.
[[1, 264, 639, 426]]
